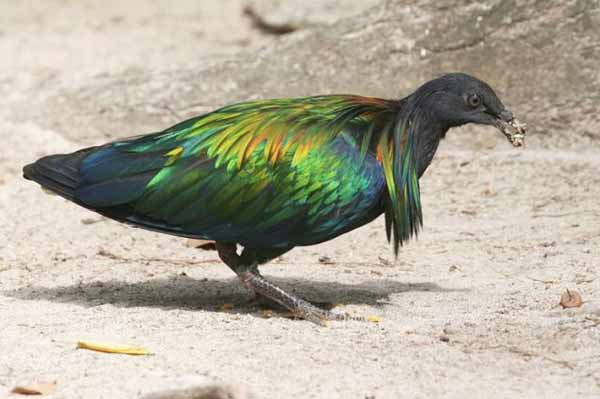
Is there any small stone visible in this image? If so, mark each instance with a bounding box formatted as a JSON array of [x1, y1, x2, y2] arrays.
[[318, 256, 335, 265], [81, 217, 102, 224], [480, 188, 497, 197]]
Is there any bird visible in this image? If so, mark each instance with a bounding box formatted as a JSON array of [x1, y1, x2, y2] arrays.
[[23, 73, 526, 325]]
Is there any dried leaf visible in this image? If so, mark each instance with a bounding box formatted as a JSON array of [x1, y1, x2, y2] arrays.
[[77, 341, 153, 355], [560, 289, 583, 308], [11, 382, 56, 395]]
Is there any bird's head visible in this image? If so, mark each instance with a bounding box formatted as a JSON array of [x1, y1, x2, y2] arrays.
[[408, 73, 526, 146]]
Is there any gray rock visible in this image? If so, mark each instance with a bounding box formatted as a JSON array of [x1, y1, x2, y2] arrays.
[[143, 384, 254, 399], [33, 0, 600, 149], [246, 0, 382, 26]]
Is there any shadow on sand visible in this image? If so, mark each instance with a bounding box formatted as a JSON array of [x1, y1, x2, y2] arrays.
[[4, 274, 460, 317]]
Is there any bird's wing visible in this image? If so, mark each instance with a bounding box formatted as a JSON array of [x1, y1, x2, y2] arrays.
[[74, 95, 396, 247]]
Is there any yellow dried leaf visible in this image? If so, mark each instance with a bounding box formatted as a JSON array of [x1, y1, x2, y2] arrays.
[[11, 382, 56, 395], [76, 341, 153, 355]]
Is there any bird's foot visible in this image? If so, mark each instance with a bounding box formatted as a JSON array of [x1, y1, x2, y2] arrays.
[[216, 243, 378, 325], [247, 293, 336, 311], [239, 271, 370, 326], [287, 299, 365, 326]]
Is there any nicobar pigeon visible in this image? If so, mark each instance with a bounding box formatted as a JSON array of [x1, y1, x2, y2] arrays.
[[23, 73, 526, 325]]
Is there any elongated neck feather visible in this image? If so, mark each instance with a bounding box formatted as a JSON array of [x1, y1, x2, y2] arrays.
[[411, 109, 448, 178], [373, 98, 447, 254]]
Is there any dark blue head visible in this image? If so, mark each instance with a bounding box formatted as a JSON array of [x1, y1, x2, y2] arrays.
[[408, 73, 520, 141], [402, 73, 526, 177]]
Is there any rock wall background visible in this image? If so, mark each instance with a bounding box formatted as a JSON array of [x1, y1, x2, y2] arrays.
[[7, 0, 598, 150]]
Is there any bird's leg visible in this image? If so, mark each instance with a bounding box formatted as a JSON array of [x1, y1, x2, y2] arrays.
[[214, 242, 265, 303], [237, 271, 349, 325], [215, 243, 353, 325]]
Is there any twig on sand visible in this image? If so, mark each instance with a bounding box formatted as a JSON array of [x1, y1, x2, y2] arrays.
[[96, 248, 219, 266], [533, 210, 600, 218], [506, 346, 577, 369], [96, 248, 390, 269], [525, 275, 560, 284], [475, 344, 577, 369]]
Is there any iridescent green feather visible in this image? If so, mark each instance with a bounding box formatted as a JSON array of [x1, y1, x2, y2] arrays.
[[131, 95, 391, 186], [377, 114, 423, 254], [86, 95, 423, 251]]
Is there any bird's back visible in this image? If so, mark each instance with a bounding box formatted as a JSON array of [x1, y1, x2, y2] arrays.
[[24, 96, 394, 248]]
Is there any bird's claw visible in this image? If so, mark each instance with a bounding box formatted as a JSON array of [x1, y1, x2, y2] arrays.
[[291, 303, 378, 326]]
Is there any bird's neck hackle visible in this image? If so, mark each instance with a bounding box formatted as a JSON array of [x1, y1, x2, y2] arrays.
[[373, 96, 446, 255]]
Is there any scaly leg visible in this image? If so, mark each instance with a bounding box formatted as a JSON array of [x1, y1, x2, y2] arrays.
[[216, 243, 355, 325]]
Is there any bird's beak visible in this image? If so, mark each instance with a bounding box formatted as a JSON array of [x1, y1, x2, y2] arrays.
[[493, 110, 527, 147]]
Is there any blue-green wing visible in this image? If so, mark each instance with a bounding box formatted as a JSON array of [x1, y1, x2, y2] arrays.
[[75, 96, 393, 247]]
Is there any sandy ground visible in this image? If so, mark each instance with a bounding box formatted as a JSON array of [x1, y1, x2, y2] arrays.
[[1, 1, 599, 398]]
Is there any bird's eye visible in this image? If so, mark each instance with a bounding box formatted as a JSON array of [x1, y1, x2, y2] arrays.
[[467, 94, 481, 108]]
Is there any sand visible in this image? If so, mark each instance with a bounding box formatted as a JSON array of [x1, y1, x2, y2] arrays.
[[1, 1, 599, 398]]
